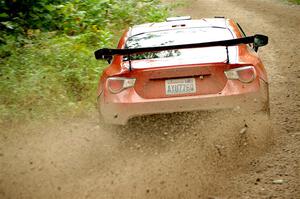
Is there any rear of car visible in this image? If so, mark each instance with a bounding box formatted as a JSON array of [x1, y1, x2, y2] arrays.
[[97, 18, 269, 125]]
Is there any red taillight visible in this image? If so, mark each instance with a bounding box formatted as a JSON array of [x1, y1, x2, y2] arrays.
[[107, 77, 136, 94], [237, 67, 255, 83], [108, 79, 124, 93], [224, 66, 256, 83]]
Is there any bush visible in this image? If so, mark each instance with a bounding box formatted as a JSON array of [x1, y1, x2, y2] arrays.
[[0, 33, 103, 120], [289, 0, 300, 4], [0, 0, 169, 123]]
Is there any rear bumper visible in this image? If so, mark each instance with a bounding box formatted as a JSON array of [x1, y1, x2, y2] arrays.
[[98, 79, 269, 125]]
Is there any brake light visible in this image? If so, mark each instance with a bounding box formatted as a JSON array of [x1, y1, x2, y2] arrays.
[[107, 77, 136, 94], [224, 66, 256, 83]]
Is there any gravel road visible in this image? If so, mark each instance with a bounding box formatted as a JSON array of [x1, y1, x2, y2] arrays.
[[0, 0, 299, 198]]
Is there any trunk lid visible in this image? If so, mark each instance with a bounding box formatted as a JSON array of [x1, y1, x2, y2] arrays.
[[132, 63, 228, 99]]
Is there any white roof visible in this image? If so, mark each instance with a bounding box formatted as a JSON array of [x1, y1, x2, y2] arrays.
[[129, 18, 228, 36]]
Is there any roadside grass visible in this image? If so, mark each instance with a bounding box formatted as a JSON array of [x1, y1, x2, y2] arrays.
[[0, 32, 108, 123], [288, 0, 300, 4], [0, 0, 170, 125]]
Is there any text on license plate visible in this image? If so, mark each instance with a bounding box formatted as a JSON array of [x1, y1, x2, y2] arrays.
[[165, 78, 196, 95]]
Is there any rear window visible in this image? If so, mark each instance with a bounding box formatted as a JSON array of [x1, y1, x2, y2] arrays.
[[125, 27, 234, 60]]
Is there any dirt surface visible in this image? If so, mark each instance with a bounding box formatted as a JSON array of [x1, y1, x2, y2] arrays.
[[1, 0, 300, 198]]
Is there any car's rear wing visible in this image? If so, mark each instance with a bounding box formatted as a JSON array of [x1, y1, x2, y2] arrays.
[[94, 34, 268, 70]]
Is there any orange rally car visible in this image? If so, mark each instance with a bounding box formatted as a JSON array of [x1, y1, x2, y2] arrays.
[[95, 16, 269, 125]]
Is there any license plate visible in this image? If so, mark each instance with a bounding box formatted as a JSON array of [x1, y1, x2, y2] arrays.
[[165, 78, 196, 95]]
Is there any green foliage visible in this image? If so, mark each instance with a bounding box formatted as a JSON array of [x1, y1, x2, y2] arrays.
[[0, 0, 66, 34], [1, 0, 168, 38], [0, 0, 169, 123], [0, 33, 104, 121], [288, 0, 300, 4], [54, 0, 168, 35]]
